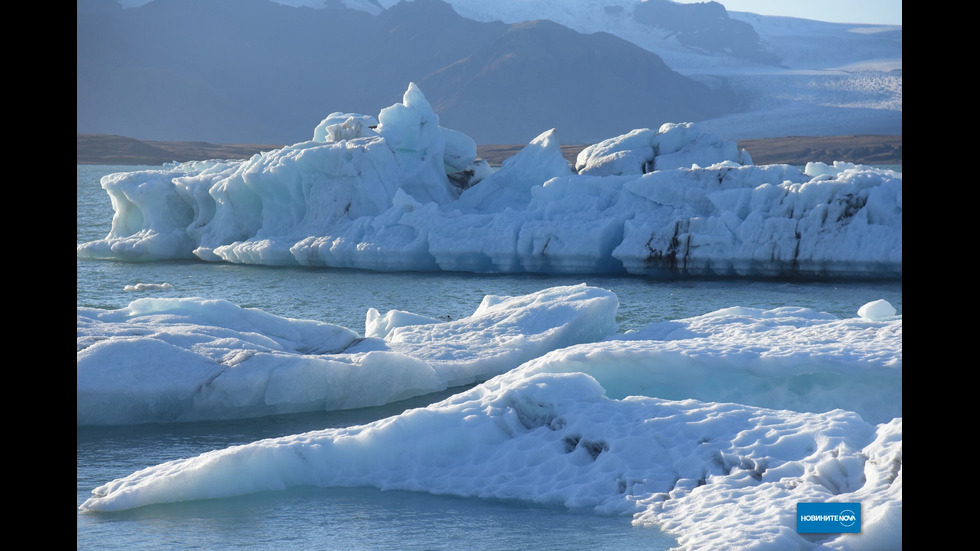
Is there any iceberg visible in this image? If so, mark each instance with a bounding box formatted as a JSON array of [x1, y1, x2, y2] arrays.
[[78, 291, 901, 550], [76, 83, 901, 279], [76, 284, 618, 425], [514, 304, 901, 425]]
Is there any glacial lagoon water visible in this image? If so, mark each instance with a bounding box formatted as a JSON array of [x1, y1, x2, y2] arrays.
[[76, 164, 901, 550]]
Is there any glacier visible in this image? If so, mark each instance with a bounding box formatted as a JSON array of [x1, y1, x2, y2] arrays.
[[76, 83, 901, 280]]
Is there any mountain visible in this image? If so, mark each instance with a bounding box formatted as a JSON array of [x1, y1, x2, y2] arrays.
[[76, 0, 740, 145], [348, 0, 901, 71], [416, 17, 729, 144], [623, 0, 780, 65], [349, 0, 902, 139]]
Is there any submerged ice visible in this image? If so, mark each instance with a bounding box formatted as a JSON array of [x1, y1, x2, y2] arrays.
[[76, 83, 901, 279]]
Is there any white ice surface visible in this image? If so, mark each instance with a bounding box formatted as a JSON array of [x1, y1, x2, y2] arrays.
[[79, 292, 901, 550], [514, 304, 901, 425], [77, 284, 618, 425]]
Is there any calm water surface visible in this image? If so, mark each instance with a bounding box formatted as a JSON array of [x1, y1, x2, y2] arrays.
[[76, 165, 901, 550]]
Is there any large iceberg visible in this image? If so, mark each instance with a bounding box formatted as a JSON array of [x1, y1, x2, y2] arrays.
[[78, 289, 901, 549], [76, 83, 901, 279]]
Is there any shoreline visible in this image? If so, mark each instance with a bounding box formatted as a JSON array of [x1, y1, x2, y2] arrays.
[[77, 133, 902, 167]]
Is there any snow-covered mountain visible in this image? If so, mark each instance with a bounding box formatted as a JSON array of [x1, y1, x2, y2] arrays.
[[77, 0, 901, 143], [334, 0, 904, 139], [314, 0, 901, 72]]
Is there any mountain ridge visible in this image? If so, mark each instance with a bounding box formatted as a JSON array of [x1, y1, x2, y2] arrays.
[[77, 0, 738, 145]]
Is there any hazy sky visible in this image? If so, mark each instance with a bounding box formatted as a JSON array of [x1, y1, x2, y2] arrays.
[[677, 0, 902, 25]]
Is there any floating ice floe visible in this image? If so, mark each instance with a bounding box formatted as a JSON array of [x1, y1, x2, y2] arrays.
[[76, 83, 902, 279], [511, 303, 902, 425], [79, 326, 900, 550], [78, 288, 901, 549], [76, 284, 618, 425]]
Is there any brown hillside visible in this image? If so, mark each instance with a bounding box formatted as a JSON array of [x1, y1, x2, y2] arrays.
[[77, 134, 901, 167]]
